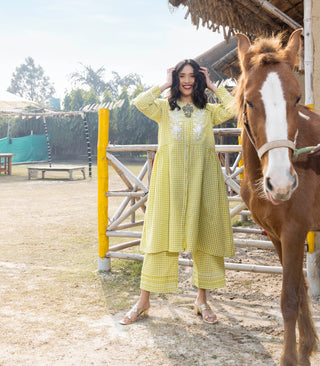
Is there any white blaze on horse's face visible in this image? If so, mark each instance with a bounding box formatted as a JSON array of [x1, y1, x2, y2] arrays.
[[260, 71, 298, 203]]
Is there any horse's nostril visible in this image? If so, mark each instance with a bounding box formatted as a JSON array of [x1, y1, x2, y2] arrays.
[[292, 174, 298, 190], [266, 177, 273, 191]]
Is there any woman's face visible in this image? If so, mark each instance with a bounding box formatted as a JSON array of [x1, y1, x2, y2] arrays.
[[178, 64, 195, 101]]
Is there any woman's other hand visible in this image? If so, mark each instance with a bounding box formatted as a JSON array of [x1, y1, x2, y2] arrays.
[[160, 67, 175, 92]]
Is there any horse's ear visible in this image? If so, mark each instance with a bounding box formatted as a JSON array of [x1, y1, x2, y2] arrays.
[[285, 28, 303, 69], [236, 33, 251, 70]]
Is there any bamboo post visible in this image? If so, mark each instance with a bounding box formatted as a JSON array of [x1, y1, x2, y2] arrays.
[[306, 0, 320, 295], [98, 108, 110, 272], [83, 113, 92, 178], [131, 197, 135, 223], [303, 3, 320, 297], [304, 0, 313, 107], [42, 116, 52, 167], [251, 0, 302, 30]]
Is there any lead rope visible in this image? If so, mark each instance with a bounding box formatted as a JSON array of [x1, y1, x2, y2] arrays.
[[292, 144, 320, 161]]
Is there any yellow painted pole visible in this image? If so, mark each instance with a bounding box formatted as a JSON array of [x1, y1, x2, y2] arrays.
[[97, 109, 110, 270], [307, 231, 315, 254]]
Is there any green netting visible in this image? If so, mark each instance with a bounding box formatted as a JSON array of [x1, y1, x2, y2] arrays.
[[0, 135, 49, 163]]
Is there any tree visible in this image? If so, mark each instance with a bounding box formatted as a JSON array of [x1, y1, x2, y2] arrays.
[[70, 63, 106, 95], [63, 93, 72, 112], [63, 88, 100, 111], [108, 85, 158, 146], [102, 88, 113, 104], [128, 85, 158, 144], [69, 89, 84, 111], [110, 87, 131, 144], [83, 87, 100, 106], [7, 57, 55, 103], [106, 72, 142, 99]]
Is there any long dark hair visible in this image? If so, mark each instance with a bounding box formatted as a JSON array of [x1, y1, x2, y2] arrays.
[[168, 59, 207, 110]]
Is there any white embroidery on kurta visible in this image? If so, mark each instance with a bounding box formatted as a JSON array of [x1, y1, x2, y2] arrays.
[[169, 110, 184, 140], [192, 110, 206, 140]]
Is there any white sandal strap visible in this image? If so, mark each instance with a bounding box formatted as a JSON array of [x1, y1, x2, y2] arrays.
[[199, 303, 210, 312], [126, 304, 141, 320]]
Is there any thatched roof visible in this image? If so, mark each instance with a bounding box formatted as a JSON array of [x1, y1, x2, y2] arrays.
[[194, 36, 239, 80], [169, 0, 303, 79], [169, 0, 303, 40]]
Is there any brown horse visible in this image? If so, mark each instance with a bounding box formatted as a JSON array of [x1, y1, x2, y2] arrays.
[[234, 29, 320, 365]]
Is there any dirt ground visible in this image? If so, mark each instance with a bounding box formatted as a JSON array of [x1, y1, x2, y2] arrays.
[[1, 162, 320, 366]]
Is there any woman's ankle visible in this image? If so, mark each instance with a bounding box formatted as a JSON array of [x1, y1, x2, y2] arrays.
[[137, 290, 151, 309], [196, 288, 207, 304]]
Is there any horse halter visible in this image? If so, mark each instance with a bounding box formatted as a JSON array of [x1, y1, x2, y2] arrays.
[[242, 102, 296, 160]]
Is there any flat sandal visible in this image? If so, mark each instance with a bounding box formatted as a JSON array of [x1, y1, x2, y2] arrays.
[[194, 303, 218, 324], [119, 304, 149, 325]]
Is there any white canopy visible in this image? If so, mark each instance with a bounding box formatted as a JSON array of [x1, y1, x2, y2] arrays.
[[0, 91, 41, 112]]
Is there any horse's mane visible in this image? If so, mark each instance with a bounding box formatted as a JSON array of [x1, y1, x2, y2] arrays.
[[233, 34, 289, 124]]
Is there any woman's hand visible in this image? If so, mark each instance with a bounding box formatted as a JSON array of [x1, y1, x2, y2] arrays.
[[200, 67, 218, 93], [160, 67, 175, 92]]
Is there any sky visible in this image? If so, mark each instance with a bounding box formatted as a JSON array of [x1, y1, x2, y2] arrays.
[[0, 0, 225, 100]]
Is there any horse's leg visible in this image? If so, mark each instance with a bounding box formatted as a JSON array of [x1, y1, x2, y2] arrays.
[[267, 231, 282, 264], [297, 276, 318, 365], [280, 231, 306, 366]]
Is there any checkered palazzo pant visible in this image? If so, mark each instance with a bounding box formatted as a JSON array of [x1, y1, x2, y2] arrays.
[[140, 251, 225, 293]]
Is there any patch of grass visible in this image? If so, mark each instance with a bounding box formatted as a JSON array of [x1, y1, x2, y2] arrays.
[[232, 218, 253, 227], [243, 279, 254, 289], [99, 259, 143, 312], [112, 258, 142, 278]]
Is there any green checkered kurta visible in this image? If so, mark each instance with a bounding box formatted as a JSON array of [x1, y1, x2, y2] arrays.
[[134, 85, 235, 258]]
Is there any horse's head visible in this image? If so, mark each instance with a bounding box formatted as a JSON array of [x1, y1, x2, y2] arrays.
[[236, 29, 303, 205]]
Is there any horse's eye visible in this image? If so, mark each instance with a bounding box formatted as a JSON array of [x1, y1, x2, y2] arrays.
[[295, 96, 301, 105], [247, 100, 254, 108]]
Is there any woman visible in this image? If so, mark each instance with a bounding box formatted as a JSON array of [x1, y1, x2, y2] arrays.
[[120, 59, 235, 325]]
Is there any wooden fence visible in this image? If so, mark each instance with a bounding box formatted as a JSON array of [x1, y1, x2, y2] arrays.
[[97, 109, 320, 295]]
